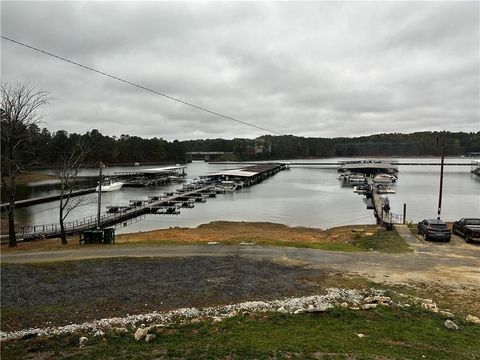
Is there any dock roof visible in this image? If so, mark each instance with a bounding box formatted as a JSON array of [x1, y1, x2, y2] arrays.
[[205, 163, 283, 178], [338, 162, 398, 173], [136, 166, 186, 174]]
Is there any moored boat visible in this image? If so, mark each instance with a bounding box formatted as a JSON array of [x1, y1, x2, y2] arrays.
[[96, 178, 124, 192]]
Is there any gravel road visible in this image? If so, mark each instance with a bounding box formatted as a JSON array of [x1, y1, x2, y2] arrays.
[[1, 255, 327, 331]]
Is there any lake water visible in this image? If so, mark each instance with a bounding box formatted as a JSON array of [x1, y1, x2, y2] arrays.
[[3, 157, 479, 233]]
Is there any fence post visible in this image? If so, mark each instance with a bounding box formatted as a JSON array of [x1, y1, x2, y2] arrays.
[[403, 203, 407, 224]]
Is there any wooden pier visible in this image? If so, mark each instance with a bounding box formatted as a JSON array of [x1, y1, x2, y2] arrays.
[[18, 185, 214, 240], [366, 179, 404, 229], [15, 163, 287, 241]]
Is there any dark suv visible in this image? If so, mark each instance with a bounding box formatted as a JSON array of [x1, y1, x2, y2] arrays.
[[417, 219, 451, 242], [452, 218, 480, 243]]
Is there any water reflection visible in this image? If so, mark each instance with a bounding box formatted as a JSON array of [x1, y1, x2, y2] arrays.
[[2, 158, 478, 232]]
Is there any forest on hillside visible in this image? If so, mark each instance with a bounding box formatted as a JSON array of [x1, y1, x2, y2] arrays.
[[2, 122, 479, 169]]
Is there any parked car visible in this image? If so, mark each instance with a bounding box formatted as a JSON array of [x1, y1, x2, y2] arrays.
[[417, 219, 451, 242], [452, 218, 480, 243]]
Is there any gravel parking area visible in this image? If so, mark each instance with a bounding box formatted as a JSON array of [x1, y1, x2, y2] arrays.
[[1, 256, 327, 332]]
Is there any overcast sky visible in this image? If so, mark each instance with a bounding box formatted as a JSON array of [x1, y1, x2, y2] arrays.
[[1, 1, 479, 140]]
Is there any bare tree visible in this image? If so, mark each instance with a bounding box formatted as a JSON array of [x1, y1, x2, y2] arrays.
[[1, 82, 49, 247], [54, 139, 91, 245]]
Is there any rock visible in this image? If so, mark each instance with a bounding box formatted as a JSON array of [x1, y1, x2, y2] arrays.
[[362, 304, 378, 310], [293, 308, 306, 315], [374, 296, 391, 304], [356, 333, 366, 338], [350, 307, 360, 311], [145, 334, 156, 343], [93, 330, 104, 337], [140, 323, 146, 328], [364, 296, 391, 304], [422, 302, 438, 313], [212, 316, 222, 323], [190, 318, 201, 324], [134, 327, 149, 341], [226, 310, 237, 318], [277, 306, 288, 314], [340, 302, 349, 308], [466, 315, 480, 324], [306, 304, 331, 313], [114, 327, 128, 334], [444, 320, 458, 330], [439, 310, 455, 319], [79, 336, 88, 347]]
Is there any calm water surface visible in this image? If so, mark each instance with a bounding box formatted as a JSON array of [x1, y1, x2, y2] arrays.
[[4, 157, 479, 232]]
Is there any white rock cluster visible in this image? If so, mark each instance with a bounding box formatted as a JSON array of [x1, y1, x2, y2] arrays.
[[0, 288, 362, 341], [1, 287, 473, 342]]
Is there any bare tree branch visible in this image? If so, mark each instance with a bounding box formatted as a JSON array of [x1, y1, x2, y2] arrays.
[[1, 82, 49, 247], [54, 138, 92, 245]]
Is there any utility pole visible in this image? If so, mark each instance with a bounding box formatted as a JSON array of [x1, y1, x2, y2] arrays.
[[437, 139, 445, 219], [97, 162, 103, 229]]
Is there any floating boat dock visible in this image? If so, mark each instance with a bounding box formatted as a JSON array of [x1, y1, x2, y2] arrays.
[[114, 165, 187, 187], [15, 163, 287, 241]]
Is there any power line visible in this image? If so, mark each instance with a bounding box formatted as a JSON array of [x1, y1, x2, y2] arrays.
[[1, 35, 282, 135]]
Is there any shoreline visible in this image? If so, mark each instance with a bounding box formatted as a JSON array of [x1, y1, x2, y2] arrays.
[[0, 221, 403, 253]]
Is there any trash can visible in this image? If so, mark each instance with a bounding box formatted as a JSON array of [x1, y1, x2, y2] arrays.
[[103, 228, 115, 244], [81, 229, 104, 244]]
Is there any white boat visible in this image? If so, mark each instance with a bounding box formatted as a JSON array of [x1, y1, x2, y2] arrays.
[[375, 184, 396, 194], [96, 178, 124, 192], [221, 180, 239, 191], [347, 174, 366, 184], [353, 184, 371, 194], [373, 174, 397, 184]]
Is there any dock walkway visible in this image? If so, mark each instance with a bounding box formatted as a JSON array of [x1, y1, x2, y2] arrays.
[[15, 163, 287, 241], [18, 186, 213, 240], [367, 179, 404, 229]]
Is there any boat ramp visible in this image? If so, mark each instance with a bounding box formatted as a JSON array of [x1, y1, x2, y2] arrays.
[[16, 163, 287, 241]]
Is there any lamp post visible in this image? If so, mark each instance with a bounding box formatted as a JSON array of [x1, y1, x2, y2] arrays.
[[437, 140, 445, 220]]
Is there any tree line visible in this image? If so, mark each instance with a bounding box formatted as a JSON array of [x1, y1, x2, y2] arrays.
[[4, 117, 479, 168], [182, 132, 480, 160]]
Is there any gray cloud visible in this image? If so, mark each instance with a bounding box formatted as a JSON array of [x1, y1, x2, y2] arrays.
[[1, 1, 478, 140]]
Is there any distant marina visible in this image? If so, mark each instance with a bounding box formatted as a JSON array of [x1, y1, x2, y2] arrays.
[[1, 157, 478, 240]]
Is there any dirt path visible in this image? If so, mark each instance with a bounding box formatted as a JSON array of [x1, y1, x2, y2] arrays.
[[2, 241, 480, 286]]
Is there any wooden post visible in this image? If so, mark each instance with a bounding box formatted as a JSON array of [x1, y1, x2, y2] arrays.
[[403, 203, 407, 224], [97, 162, 103, 229], [380, 205, 384, 226]]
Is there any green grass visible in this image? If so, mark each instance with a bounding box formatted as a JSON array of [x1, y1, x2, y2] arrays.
[[353, 229, 412, 253], [2, 306, 479, 359], [117, 230, 411, 254]]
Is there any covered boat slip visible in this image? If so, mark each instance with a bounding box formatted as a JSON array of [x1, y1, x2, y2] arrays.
[[113, 165, 187, 187], [202, 163, 288, 187], [337, 160, 399, 175]]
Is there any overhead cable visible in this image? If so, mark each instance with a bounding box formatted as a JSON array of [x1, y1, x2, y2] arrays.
[[1, 35, 282, 135]]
